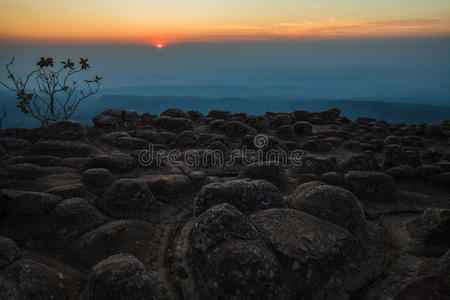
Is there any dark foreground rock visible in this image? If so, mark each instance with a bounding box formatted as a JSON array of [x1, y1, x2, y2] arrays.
[[79, 254, 162, 300], [193, 179, 284, 216], [0, 107, 449, 300]]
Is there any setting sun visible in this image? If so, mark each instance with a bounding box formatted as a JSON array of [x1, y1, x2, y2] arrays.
[[154, 42, 166, 48]]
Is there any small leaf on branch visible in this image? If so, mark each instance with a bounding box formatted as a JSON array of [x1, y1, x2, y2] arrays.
[[80, 58, 90, 70], [61, 59, 75, 70]]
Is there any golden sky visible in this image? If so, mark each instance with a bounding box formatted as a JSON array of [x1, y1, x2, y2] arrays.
[[1, 0, 450, 43]]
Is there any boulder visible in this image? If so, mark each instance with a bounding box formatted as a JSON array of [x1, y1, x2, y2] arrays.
[[161, 108, 190, 119], [171, 130, 199, 147], [249, 209, 356, 295], [319, 172, 345, 187], [207, 141, 229, 153], [194, 179, 283, 216], [416, 164, 443, 180], [93, 109, 125, 129], [100, 131, 130, 143], [79, 254, 162, 300], [190, 203, 259, 255], [220, 121, 257, 137], [154, 116, 193, 133], [32, 140, 92, 158], [336, 154, 379, 173], [434, 172, 450, 186], [0, 259, 67, 300], [395, 276, 450, 300], [7, 191, 62, 222], [247, 115, 269, 129], [440, 250, 450, 285], [0, 236, 20, 269], [188, 110, 203, 120], [112, 136, 149, 150], [132, 130, 165, 144], [47, 183, 91, 199], [269, 114, 291, 129], [421, 149, 443, 163], [0, 138, 30, 151], [139, 174, 192, 203], [385, 165, 415, 179], [204, 239, 282, 300], [276, 125, 295, 138], [424, 124, 445, 138], [72, 220, 158, 268], [286, 183, 365, 233], [407, 208, 450, 246], [238, 161, 291, 192], [96, 179, 160, 219], [319, 107, 341, 120], [82, 168, 116, 196], [208, 109, 231, 120], [383, 144, 404, 168], [87, 154, 136, 172], [293, 110, 313, 122], [42, 120, 88, 140], [3, 163, 47, 179], [291, 155, 334, 175], [293, 121, 312, 136], [51, 198, 108, 240], [344, 171, 398, 203]]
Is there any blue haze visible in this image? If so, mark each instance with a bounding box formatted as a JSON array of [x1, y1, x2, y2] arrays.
[[0, 37, 449, 126]]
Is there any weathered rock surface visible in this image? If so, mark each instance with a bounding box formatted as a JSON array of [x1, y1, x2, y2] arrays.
[[0, 107, 448, 299], [96, 179, 160, 219], [286, 183, 365, 233], [194, 179, 283, 216], [79, 254, 162, 300]]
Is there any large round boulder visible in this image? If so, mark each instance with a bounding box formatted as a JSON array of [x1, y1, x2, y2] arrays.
[[291, 155, 334, 175], [79, 254, 162, 300], [0, 236, 20, 269], [208, 109, 231, 120], [219, 121, 257, 137], [293, 121, 313, 136], [51, 198, 108, 240], [248, 208, 356, 295], [344, 171, 398, 203], [204, 239, 282, 300], [96, 179, 160, 219], [336, 154, 379, 173], [42, 120, 88, 140], [0, 259, 67, 300], [154, 116, 193, 133], [171, 130, 199, 147], [406, 208, 450, 247], [238, 161, 291, 192], [190, 203, 259, 256], [72, 220, 158, 268], [286, 183, 365, 233], [32, 140, 92, 158], [161, 108, 190, 119], [194, 179, 283, 216], [7, 191, 62, 222], [82, 168, 116, 196]]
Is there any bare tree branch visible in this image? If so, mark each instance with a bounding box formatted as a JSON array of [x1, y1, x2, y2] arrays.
[[0, 56, 102, 126]]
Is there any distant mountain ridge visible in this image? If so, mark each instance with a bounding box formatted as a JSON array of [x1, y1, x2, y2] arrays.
[[0, 93, 449, 128]]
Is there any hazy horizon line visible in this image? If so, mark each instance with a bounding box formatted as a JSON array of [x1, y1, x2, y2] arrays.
[[2, 33, 450, 46]]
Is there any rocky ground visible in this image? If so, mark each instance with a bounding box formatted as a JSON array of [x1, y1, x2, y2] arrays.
[[0, 107, 449, 299]]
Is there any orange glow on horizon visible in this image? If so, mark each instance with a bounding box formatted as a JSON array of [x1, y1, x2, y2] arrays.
[[1, 0, 449, 44], [154, 41, 166, 48]]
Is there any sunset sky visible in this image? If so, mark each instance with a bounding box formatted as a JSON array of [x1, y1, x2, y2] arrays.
[[1, 0, 450, 44]]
